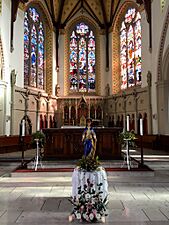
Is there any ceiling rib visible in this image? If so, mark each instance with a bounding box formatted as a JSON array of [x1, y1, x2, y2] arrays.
[[50, 0, 55, 23], [62, 1, 81, 27], [44, 0, 53, 20], [99, 0, 107, 27], [84, 0, 103, 28]]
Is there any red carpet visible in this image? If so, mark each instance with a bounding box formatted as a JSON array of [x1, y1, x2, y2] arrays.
[[13, 166, 153, 173]]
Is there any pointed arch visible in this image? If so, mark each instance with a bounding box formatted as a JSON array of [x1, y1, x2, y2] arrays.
[[112, 1, 141, 94], [157, 4, 169, 81], [64, 16, 101, 96], [162, 45, 169, 80], [24, 1, 53, 94]]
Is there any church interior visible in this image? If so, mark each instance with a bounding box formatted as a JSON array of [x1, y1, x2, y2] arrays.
[[0, 0, 169, 224]]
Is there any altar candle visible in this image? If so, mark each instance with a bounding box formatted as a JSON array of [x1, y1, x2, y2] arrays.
[[126, 115, 130, 131], [140, 118, 143, 136], [22, 119, 25, 136]]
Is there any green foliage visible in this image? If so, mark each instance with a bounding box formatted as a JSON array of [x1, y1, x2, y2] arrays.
[[31, 131, 46, 147], [119, 130, 136, 147], [77, 156, 101, 172], [68, 179, 108, 222]]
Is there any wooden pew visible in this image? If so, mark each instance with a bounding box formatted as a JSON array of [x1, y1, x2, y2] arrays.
[[158, 135, 169, 151], [135, 134, 158, 149], [0, 135, 32, 153]]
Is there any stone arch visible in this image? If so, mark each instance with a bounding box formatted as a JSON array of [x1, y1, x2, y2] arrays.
[[25, 0, 53, 29], [64, 16, 101, 96], [111, 1, 140, 94], [162, 45, 169, 80], [24, 1, 53, 94], [157, 4, 169, 81]]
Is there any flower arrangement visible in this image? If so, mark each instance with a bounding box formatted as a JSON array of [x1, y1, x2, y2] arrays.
[[76, 155, 101, 172], [31, 131, 46, 147], [68, 179, 108, 223], [119, 130, 136, 148], [31, 131, 46, 157]]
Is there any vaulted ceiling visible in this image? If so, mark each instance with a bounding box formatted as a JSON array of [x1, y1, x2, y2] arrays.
[[11, 0, 151, 55], [16, 0, 150, 30], [43, 0, 121, 29]]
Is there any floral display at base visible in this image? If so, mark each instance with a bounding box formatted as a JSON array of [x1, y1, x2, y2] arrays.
[[76, 155, 101, 172], [69, 179, 108, 223], [119, 130, 136, 148]]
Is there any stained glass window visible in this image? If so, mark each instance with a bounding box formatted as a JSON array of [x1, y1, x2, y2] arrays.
[[120, 8, 141, 90], [24, 7, 45, 89], [69, 22, 96, 93]]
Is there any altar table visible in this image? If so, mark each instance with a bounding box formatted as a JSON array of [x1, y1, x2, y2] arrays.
[[43, 127, 122, 159]]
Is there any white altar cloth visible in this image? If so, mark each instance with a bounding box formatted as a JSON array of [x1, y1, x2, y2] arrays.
[[72, 167, 108, 199]]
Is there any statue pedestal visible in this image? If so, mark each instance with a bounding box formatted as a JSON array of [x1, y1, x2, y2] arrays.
[[72, 167, 108, 199]]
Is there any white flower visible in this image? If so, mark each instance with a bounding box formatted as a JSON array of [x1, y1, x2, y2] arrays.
[[83, 213, 87, 219], [101, 216, 106, 223], [85, 193, 90, 200], [89, 213, 94, 220], [96, 213, 101, 219], [76, 213, 81, 219], [99, 194, 103, 200], [77, 194, 81, 199]]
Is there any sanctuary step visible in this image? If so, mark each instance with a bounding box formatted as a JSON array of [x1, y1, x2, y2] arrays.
[[27, 159, 139, 169], [10, 159, 154, 177]]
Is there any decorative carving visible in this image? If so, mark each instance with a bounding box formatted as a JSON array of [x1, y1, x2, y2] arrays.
[[55, 84, 60, 97], [46, 23, 53, 94], [105, 83, 110, 96]]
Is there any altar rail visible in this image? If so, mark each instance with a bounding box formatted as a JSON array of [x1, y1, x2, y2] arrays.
[[43, 128, 122, 160], [0, 135, 32, 153], [135, 134, 158, 149], [135, 134, 169, 151]]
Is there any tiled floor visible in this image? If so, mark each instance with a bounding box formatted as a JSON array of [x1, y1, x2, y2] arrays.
[[1, 149, 169, 224]]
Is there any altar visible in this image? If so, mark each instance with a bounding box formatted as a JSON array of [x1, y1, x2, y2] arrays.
[[43, 127, 122, 160]]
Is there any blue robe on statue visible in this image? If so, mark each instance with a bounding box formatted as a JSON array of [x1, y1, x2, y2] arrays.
[[82, 127, 96, 157]]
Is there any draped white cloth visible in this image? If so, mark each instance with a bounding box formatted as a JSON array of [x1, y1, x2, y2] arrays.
[[72, 167, 108, 199]]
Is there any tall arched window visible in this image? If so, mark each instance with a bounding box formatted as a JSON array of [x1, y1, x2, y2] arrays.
[[120, 8, 141, 90], [24, 7, 45, 89], [69, 22, 96, 93]]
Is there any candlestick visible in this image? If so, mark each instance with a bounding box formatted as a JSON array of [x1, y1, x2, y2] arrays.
[[22, 119, 25, 136], [127, 115, 130, 131], [140, 118, 143, 136]]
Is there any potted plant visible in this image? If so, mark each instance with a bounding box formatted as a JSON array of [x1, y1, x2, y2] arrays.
[[77, 156, 101, 172], [119, 130, 136, 148], [31, 131, 46, 154]]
